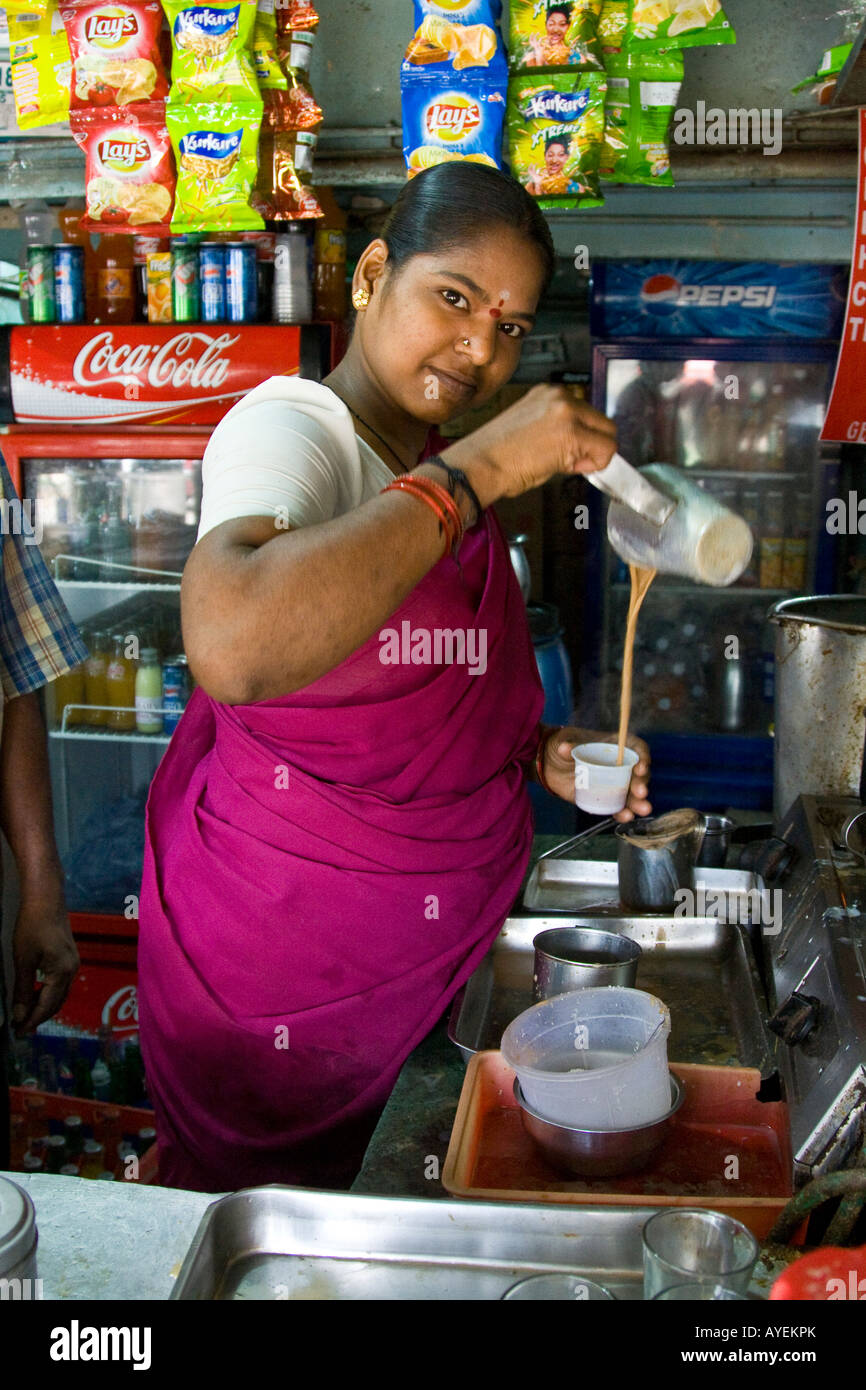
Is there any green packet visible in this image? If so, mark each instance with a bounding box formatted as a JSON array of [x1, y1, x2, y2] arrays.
[[509, 0, 604, 71], [791, 43, 853, 94], [600, 49, 683, 185], [507, 71, 607, 210], [627, 0, 736, 53], [167, 101, 265, 232], [162, 0, 261, 102], [598, 0, 629, 49]]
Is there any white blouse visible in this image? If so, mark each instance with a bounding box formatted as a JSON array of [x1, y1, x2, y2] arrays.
[[197, 376, 394, 541]]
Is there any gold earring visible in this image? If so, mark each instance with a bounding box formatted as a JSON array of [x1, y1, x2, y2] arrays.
[[462, 338, 470, 346], [352, 288, 371, 310]]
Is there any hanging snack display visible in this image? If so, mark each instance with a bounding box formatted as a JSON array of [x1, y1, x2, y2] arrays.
[[252, 10, 323, 220], [6, 0, 72, 130], [274, 0, 318, 35], [507, 70, 607, 208], [599, 48, 683, 185], [403, 0, 506, 76], [252, 0, 288, 91], [161, 0, 261, 101], [509, 0, 603, 71], [71, 100, 175, 231], [61, 0, 169, 109], [598, 0, 629, 50], [167, 100, 265, 231], [626, 0, 736, 51]]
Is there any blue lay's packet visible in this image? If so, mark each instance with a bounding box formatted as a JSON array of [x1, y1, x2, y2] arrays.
[[403, 0, 507, 81], [402, 72, 506, 178]]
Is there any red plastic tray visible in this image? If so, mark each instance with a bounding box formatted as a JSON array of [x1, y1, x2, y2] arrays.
[[8, 1087, 158, 1184], [442, 1053, 796, 1241]]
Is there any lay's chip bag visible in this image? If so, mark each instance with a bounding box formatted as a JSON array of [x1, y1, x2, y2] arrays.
[[403, 0, 507, 81], [507, 71, 606, 208], [61, 0, 169, 110], [509, 1, 603, 72], [161, 0, 261, 102], [167, 99, 265, 231], [600, 48, 683, 185], [6, 0, 71, 130], [402, 73, 506, 178], [71, 100, 175, 231], [627, 0, 736, 52]]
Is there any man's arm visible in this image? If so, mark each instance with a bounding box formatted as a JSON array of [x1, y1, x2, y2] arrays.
[[0, 690, 78, 1033]]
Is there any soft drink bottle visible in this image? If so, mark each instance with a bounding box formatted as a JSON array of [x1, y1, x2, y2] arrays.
[[93, 234, 135, 324], [18, 200, 59, 322], [313, 186, 347, 321]]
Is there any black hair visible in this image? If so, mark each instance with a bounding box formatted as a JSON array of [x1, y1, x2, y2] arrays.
[[378, 161, 556, 301], [548, 3, 572, 20], [545, 134, 569, 152]]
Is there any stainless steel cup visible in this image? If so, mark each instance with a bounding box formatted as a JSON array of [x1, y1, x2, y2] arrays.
[[696, 814, 734, 869], [532, 927, 642, 1001], [616, 811, 705, 912]]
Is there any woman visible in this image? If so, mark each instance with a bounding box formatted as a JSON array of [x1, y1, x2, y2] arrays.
[[137, 162, 651, 1193]]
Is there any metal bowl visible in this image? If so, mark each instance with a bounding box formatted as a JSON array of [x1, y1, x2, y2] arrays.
[[515, 1073, 684, 1179]]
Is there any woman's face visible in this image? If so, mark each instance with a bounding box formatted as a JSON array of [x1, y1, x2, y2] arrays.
[[545, 141, 568, 174], [354, 226, 546, 426], [547, 10, 569, 40]]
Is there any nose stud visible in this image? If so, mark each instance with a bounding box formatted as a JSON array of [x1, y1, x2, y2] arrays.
[[462, 338, 470, 346]]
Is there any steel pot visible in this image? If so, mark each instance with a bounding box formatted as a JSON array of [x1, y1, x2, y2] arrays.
[[0, 1176, 38, 1289], [769, 596, 866, 821]]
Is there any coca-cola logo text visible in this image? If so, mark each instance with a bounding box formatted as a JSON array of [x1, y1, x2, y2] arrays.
[[101, 983, 139, 1032], [72, 329, 241, 391]]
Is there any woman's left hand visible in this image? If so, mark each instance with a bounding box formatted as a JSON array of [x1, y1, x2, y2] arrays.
[[541, 726, 652, 823]]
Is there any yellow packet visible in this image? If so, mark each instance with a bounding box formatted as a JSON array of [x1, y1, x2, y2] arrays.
[[252, 0, 287, 91], [7, 0, 71, 130]]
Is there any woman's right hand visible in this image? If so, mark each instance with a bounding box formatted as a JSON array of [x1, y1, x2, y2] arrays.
[[440, 384, 618, 507]]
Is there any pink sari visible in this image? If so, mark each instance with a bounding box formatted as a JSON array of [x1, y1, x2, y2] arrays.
[[137, 507, 544, 1191]]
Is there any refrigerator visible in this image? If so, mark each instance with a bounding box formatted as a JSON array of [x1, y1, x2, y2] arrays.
[[0, 321, 333, 1053], [584, 261, 847, 812]]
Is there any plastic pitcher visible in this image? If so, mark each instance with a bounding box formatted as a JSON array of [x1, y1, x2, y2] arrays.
[[501, 987, 671, 1130]]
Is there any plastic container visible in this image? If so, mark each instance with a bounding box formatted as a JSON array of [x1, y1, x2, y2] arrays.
[[0, 1176, 38, 1287], [571, 742, 638, 814], [500, 987, 671, 1130]]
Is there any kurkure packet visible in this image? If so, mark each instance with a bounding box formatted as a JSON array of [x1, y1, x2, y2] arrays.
[[403, 0, 507, 80], [71, 100, 175, 231], [402, 72, 506, 178], [6, 0, 71, 130], [61, 0, 169, 109], [626, 0, 736, 52], [161, 0, 261, 102], [167, 100, 265, 231], [600, 48, 683, 185], [507, 71, 607, 209], [509, 1, 603, 72]]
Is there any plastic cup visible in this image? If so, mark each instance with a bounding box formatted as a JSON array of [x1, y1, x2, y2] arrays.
[[572, 743, 638, 815], [501, 1274, 616, 1301], [642, 1209, 759, 1300], [652, 1283, 750, 1301]]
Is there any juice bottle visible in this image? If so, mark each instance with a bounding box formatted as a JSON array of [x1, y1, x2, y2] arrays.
[[93, 235, 135, 324], [83, 630, 109, 726], [135, 647, 163, 733], [51, 662, 85, 728], [106, 632, 137, 731], [58, 201, 98, 321], [312, 186, 347, 321]]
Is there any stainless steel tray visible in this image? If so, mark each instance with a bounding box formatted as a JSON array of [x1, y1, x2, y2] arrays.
[[170, 1187, 658, 1300], [523, 858, 764, 918], [448, 914, 776, 1079]]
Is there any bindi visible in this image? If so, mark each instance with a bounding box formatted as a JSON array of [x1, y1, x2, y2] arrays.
[[490, 290, 511, 319]]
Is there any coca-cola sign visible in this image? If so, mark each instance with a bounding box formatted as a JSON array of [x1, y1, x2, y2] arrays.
[[9, 324, 306, 426]]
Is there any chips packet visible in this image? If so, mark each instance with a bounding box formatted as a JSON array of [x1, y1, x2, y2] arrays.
[[71, 100, 175, 231], [791, 43, 852, 101], [252, 0, 287, 90], [509, 1, 603, 72], [253, 99, 322, 219], [167, 99, 265, 231], [274, 0, 317, 36], [403, 0, 507, 80], [598, 0, 629, 50], [507, 70, 606, 208], [60, 0, 169, 109], [627, 0, 736, 52], [161, 0, 261, 102], [600, 48, 682, 185], [401, 71, 506, 178], [6, 0, 71, 130]]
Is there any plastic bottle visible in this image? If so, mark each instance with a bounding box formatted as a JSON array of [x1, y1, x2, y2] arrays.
[[90, 1057, 111, 1101], [51, 662, 86, 729], [58, 201, 98, 321], [135, 647, 164, 733], [18, 200, 59, 322], [83, 630, 109, 726], [313, 186, 347, 321], [93, 234, 135, 324], [106, 632, 137, 731], [273, 225, 312, 324]]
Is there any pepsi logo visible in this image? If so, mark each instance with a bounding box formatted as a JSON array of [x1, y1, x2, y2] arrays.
[[640, 273, 681, 316]]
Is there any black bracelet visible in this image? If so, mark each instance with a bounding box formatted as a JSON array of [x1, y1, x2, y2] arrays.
[[422, 455, 483, 527]]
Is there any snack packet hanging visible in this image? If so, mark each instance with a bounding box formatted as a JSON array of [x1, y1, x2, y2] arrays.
[[597, 0, 629, 50], [509, 1, 603, 72], [253, 101, 322, 219], [627, 0, 736, 52], [71, 101, 175, 231], [275, 0, 318, 36], [403, 0, 507, 80], [162, 0, 261, 102], [60, 0, 169, 109], [7, 0, 71, 130], [507, 70, 606, 208], [401, 72, 506, 178], [600, 48, 683, 185], [167, 99, 265, 231], [252, 0, 287, 91]]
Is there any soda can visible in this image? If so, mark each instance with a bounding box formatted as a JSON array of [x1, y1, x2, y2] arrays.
[[146, 252, 173, 323], [54, 245, 86, 324], [27, 246, 56, 323], [162, 657, 188, 733], [172, 243, 200, 322], [225, 241, 257, 323], [199, 242, 226, 322]]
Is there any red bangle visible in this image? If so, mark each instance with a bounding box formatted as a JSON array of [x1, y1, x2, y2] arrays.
[[536, 728, 555, 794], [382, 476, 464, 554]]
